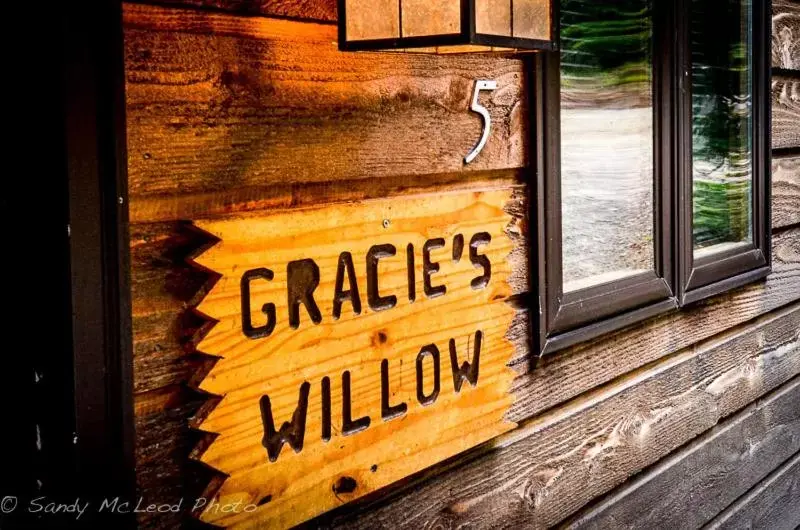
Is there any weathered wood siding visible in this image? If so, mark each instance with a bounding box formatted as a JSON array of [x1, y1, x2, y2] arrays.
[[125, 0, 800, 528]]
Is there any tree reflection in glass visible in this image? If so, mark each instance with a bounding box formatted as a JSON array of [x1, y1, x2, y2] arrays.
[[560, 0, 655, 292], [692, 0, 753, 257]]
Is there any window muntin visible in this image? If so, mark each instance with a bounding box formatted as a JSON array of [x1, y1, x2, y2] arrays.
[[560, 0, 655, 292]]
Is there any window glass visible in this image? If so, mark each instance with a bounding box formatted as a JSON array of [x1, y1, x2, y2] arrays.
[[692, 0, 753, 257], [560, 0, 655, 292]]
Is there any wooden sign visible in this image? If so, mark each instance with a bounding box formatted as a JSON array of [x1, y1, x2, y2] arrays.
[[191, 190, 518, 528]]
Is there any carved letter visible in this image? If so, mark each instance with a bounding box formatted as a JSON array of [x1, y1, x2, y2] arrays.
[[366, 244, 397, 311], [423, 238, 446, 298], [469, 232, 492, 290], [321, 376, 332, 442], [241, 268, 276, 339], [287, 259, 322, 329], [342, 371, 371, 436], [416, 344, 441, 406], [452, 233, 465, 263], [381, 359, 407, 422], [332, 252, 362, 319], [449, 331, 482, 392], [260, 382, 310, 462], [407, 243, 416, 303]]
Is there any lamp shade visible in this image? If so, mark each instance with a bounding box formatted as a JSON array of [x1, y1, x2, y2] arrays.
[[338, 0, 556, 54]]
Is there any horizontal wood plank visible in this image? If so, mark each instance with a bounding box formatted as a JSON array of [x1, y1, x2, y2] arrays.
[[565, 372, 800, 529], [772, 75, 800, 150], [773, 154, 800, 230], [706, 452, 800, 530], [326, 305, 800, 529], [128, 0, 337, 22], [507, 228, 800, 423], [774, 0, 800, 71], [123, 3, 528, 224], [128, 169, 524, 224]]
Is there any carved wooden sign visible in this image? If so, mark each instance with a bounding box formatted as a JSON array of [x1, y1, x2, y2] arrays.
[[191, 190, 518, 528]]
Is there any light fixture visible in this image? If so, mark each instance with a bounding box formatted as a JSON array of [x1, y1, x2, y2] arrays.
[[338, 0, 556, 54]]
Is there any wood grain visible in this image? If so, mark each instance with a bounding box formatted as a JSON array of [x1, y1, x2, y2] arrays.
[[773, 154, 800, 230], [130, 222, 217, 395], [706, 452, 800, 530], [128, 0, 338, 22], [123, 3, 528, 224], [191, 190, 518, 528], [772, 75, 800, 150], [134, 385, 217, 529], [774, 0, 800, 70], [128, 169, 524, 225], [565, 363, 800, 529], [324, 304, 800, 529]]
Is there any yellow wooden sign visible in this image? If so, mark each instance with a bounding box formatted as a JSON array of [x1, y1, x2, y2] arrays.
[[191, 190, 518, 528]]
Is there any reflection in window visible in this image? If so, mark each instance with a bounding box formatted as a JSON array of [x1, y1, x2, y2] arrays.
[[560, 0, 655, 292], [692, 0, 753, 256]]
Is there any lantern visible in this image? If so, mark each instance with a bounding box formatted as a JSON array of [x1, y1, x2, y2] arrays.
[[338, 0, 556, 54]]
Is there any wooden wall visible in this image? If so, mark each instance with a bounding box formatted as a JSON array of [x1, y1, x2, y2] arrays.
[[125, 0, 800, 527]]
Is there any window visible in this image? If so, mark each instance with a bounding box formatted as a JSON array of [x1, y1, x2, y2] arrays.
[[678, 0, 771, 304], [534, 0, 770, 355]]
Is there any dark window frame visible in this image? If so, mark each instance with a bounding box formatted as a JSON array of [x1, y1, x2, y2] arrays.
[[676, 0, 772, 305], [533, 0, 771, 356]]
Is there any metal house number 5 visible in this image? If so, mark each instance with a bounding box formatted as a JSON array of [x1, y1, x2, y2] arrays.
[[464, 80, 498, 164]]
